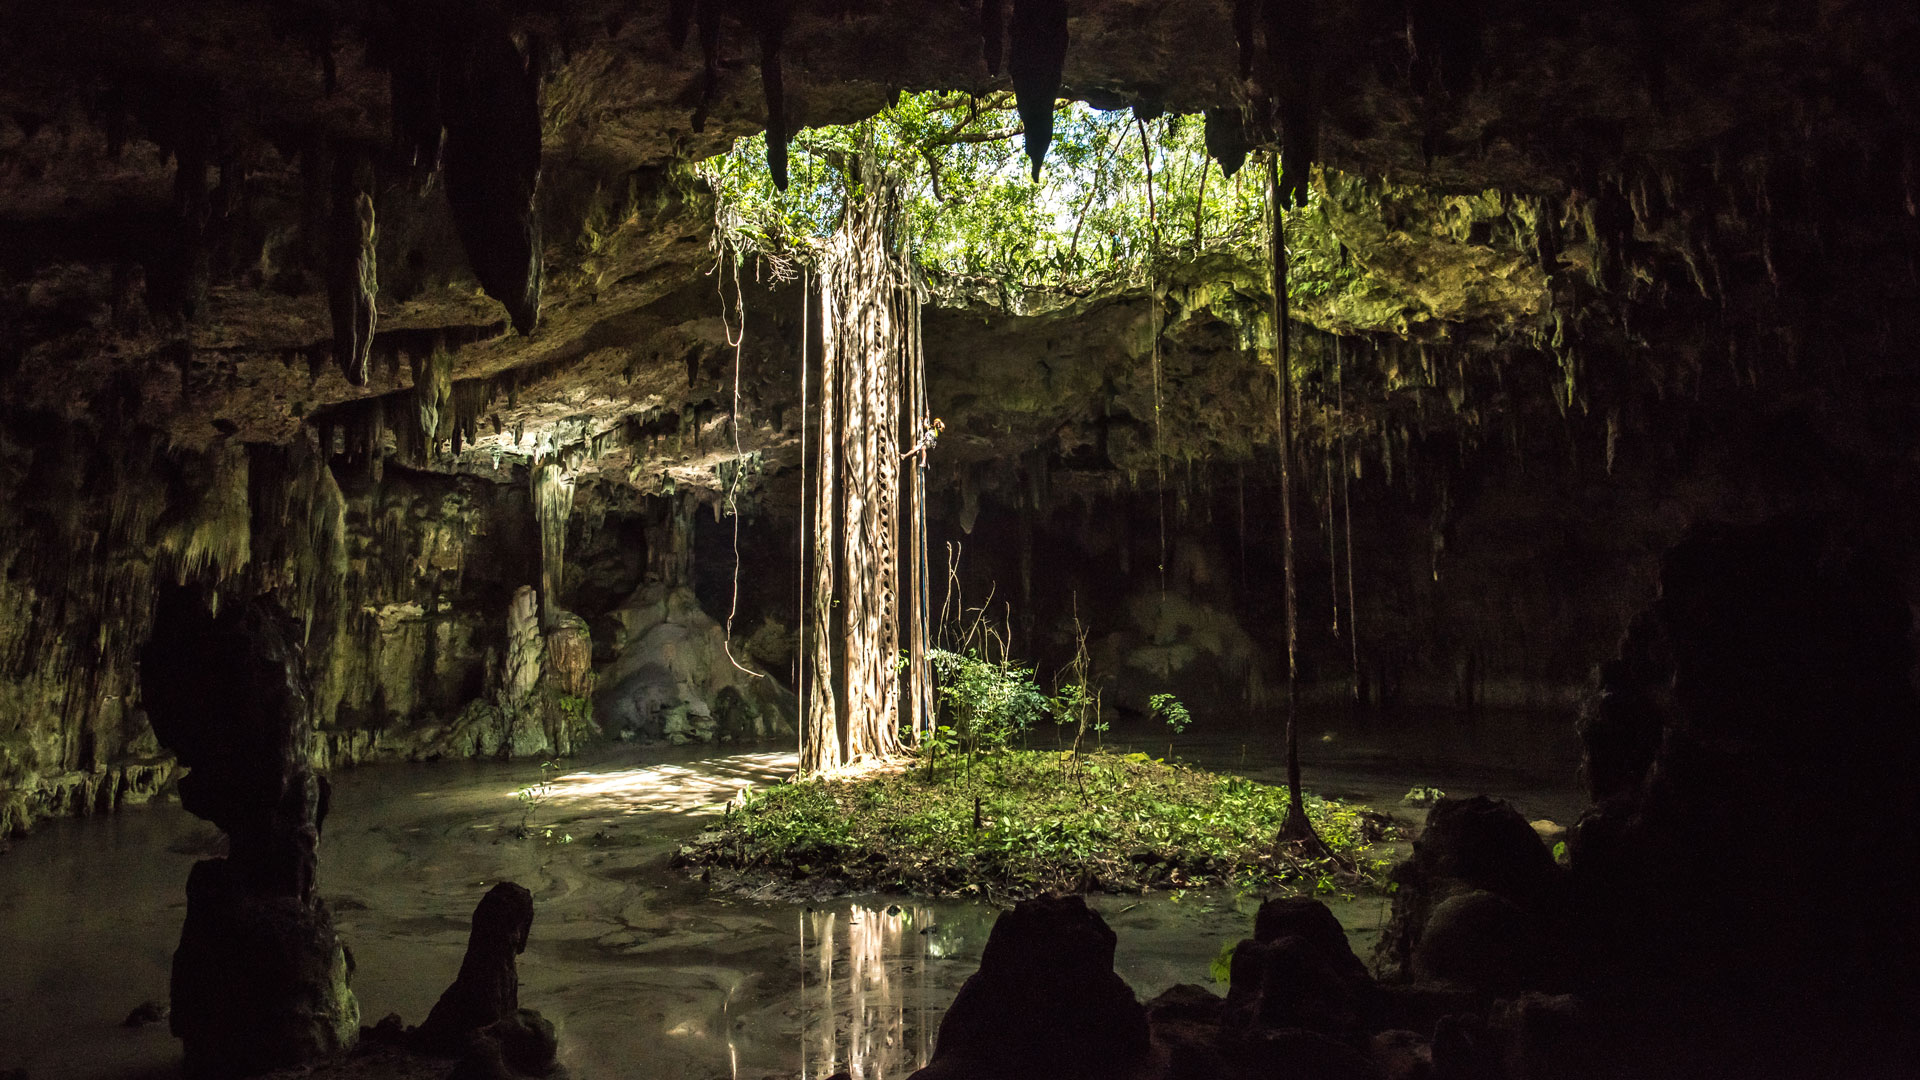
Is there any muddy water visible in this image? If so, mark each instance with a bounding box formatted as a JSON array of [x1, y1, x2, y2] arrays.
[[0, 719, 1580, 1080]]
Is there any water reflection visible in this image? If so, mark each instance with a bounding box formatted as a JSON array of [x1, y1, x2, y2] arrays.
[[793, 902, 994, 1079]]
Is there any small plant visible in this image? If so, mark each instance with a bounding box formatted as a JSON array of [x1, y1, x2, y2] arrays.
[[514, 758, 563, 839], [1050, 599, 1106, 758], [1150, 693, 1191, 759], [1150, 694, 1191, 733], [555, 694, 591, 727], [1401, 786, 1446, 807], [930, 647, 1048, 762], [1209, 940, 1238, 985]]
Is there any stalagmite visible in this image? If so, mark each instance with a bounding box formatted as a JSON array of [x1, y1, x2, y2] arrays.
[[141, 589, 359, 1077]]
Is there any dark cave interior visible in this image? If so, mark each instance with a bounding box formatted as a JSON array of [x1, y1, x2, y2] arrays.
[[2, 2, 1918, 1079]]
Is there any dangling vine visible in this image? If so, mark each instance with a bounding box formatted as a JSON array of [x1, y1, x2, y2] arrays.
[[1268, 152, 1328, 853], [713, 237, 763, 680], [1337, 336, 1360, 702]]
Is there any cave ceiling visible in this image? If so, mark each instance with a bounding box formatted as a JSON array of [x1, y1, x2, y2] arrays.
[[2, 1, 1913, 501]]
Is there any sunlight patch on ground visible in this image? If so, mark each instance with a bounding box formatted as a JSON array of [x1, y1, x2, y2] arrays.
[[512, 751, 798, 816]]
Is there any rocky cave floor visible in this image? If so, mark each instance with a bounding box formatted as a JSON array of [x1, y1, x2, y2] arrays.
[[0, 710, 1581, 1080]]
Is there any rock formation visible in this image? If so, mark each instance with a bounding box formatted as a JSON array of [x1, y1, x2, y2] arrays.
[[1374, 795, 1567, 993], [416, 882, 537, 1052], [911, 894, 1153, 1080], [595, 581, 795, 745], [1570, 517, 1920, 1012], [139, 587, 359, 1077]]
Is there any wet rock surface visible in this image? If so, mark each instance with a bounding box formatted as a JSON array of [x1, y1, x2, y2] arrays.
[[1374, 794, 1566, 993]]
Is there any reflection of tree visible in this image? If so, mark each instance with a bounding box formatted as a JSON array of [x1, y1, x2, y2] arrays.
[[798, 904, 940, 1079]]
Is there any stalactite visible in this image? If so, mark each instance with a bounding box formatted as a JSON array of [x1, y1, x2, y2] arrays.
[[752, 0, 792, 190], [1258, 0, 1317, 210], [442, 8, 544, 335], [387, 0, 447, 182], [531, 460, 575, 629], [668, 0, 697, 49], [1008, 0, 1069, 180], [1407, 0, 1484, 97], [691, 0, 724, 132], [403, 346, 454, 465], [1232, 0, 1256, 79], [1204, 107, 1250, 179], [327, 154, 377, 387]]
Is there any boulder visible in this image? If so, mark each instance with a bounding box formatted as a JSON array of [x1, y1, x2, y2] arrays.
[[1374, 796, 1564, 988], [1226, 934, 1365, 1035], [1411, 890, 1554, 992]]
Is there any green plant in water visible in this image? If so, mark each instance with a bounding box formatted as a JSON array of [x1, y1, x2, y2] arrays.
[[514, 757, 564, 839], [1210, 940, 1238, 985]]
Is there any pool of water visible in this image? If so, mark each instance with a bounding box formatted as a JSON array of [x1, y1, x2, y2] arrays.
[[0, 714, 1582, 1080]]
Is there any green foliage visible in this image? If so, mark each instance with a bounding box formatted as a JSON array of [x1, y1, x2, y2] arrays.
[[678, 750, 1394, 900], [514, 758, 569, 842], [700, 91, 1274, 291], [1210, 940, 1238, 985], [555, 694, 591, 727], [928, 647, 1049, 755], [1552, 840, 1569, 865], [1149, 693, 1192, 734], [1049, 682, 1103, 732]]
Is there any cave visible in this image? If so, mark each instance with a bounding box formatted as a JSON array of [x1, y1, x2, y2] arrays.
[[2, 3, 1917, 1079]]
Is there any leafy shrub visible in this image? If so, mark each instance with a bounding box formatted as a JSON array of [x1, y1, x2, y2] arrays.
[[928, 647, 1049, 754]]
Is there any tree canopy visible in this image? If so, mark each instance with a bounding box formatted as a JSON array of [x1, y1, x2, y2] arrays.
[[700, 91, 1276, 291]]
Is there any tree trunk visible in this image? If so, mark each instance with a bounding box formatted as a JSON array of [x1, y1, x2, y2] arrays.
[[803, 171, 922, 773]]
